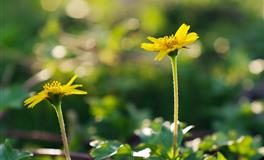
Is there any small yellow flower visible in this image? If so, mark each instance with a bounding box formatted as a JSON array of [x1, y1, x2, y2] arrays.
[[141, 23, 199, 61], [24, 75, 87, 108]]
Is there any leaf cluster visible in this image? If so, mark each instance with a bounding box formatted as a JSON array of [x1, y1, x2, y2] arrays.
[[90, 118, 263, 160]]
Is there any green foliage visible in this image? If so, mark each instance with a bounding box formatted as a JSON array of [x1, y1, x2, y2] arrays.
[[228, 136, 261, 159], [135, 118, 194, 159], [213, 100, 264, 136], [204, 152, 227, 160], [198, 131, 262, 160], [90, 119, 263, 160], [90, 118, 194, 160], [0, 139, 32, 160]]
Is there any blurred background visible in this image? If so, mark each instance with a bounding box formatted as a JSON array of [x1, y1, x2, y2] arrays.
[[1, 0, 264, 156]]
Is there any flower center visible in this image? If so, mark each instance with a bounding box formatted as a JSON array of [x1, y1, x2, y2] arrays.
[[163, 35, 178, 48], [43, 81, 64, 94]]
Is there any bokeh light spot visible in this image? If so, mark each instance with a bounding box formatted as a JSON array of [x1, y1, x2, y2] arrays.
[[65, 0, 90, 19], [41, 0, 62, 12], [52, 45, 67, 59], [126, 18, 140, 31], [186, 41, 202, 58], [251, 101, 263, 114], [248, 59, 264, 74], [214, 37, 230, 54]]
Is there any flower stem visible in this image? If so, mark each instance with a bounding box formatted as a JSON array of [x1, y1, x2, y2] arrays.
[[54, 101, 71, 160], [170, 54, 179, 158]]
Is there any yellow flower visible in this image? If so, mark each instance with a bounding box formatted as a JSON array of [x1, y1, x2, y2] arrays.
[[24, 75, 87, 108], [141, 23, 199, 61]]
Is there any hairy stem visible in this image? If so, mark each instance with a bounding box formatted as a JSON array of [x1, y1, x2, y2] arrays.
[[54, 101, 71, 160], [170, 55, 179, 158]]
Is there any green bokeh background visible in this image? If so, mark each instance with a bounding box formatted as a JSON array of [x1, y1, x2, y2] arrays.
[[0, 0, 264, 156]]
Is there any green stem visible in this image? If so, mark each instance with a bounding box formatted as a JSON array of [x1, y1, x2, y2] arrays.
[[54, 101, 71, 160], [170, 54, 179, 159]]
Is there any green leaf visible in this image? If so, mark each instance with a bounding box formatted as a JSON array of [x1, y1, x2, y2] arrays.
[[160, 123, 173, 151], [116, 144, 132, 156], [203, 152, 227, 160], [228, 136, 260, 157], [0, 139, 32, 160], [90, 141, 133, 160], [135, 118, 173, 156], [217, 152, 227, 160], [177, 124, 194, 146], [135, 119, 195, 159], [199, 132, 230, 151], [0, 85, 27, 111], [147, 157, 165, 160], [204, 155, 216, 160], [185, 153, 201, 160]]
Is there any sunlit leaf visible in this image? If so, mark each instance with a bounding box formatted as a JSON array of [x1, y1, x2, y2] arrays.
[[90, 141, 134, 160], [90, 141, 122, 160], [217, 152, 227, 160]]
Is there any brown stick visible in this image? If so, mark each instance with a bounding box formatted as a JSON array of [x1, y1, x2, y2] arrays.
[[4, 130, 61, 142]]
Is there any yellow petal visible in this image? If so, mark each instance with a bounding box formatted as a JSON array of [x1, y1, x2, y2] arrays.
[[69, 84, 83, 89], [154, 50, 169, 61], [24, 95, 38, 105], [141, 43, 158, 51], [175, 23, 190, 41], [66, 75, 78, 86], [65, 89, 87, 95], [24, 91, 44, 104], [24, 91, 47, 108], [147, 36, 159, 42], [183, 32, 199, 45], [27, 95, 46, 108], [71, 89, 87, 95]]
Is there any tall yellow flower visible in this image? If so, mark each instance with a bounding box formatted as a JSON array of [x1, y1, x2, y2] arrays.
[[141, 23, 199, 158], [141, 23, 199, 61], [24, 75, 87, 108]]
